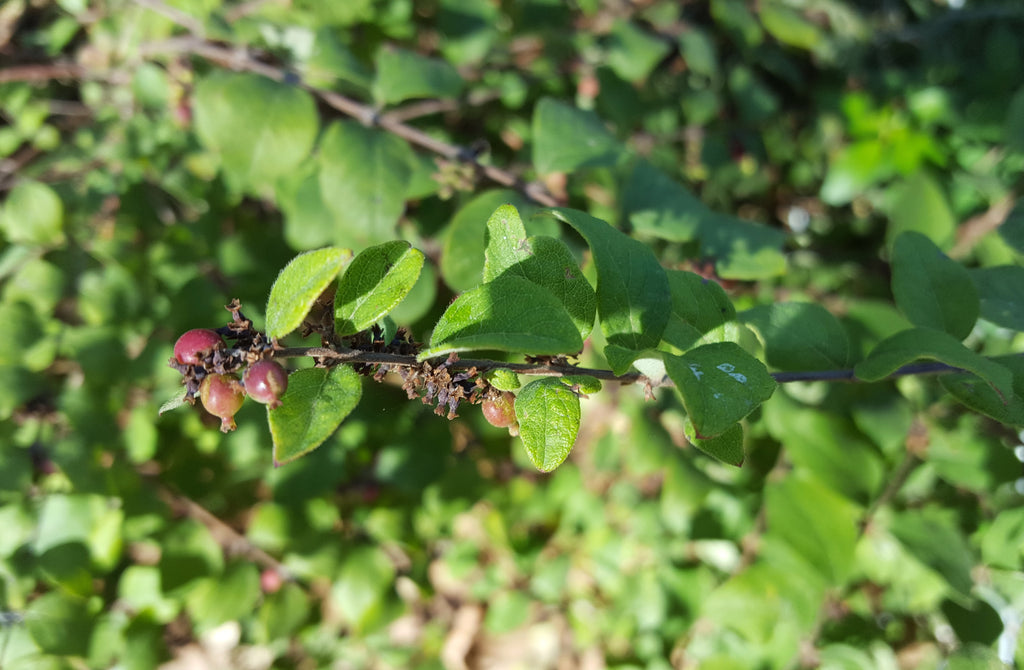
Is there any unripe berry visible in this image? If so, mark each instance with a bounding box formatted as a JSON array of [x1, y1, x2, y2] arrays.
[[200, 373, 246, 432], [244, 360, 288, 409], [174, 329, 223, 365], [482, 391, 517, 430]]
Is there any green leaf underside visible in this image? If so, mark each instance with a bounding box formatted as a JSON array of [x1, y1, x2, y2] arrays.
[[334, 241, 424, 336], [484, 205, 596, 339], [891, 231, 979, 340], [547, 208, 671, 357], [969, 265, 1024, 332], [854, 327, 1014, 401], [662, 270, 737, 352], [193, 72, 318, 194], [683, 419, 744, 466], [532, 98, 622, 174], [515, 378, 581, 471], [741, 302, 850, 371], [269, 366, 362, 465], [318, 121, 414, 247], [266, 247, 350, 339], [665, 342, 777, 439], [419, 275, 582, 361], [941, 355, 1024, 426]]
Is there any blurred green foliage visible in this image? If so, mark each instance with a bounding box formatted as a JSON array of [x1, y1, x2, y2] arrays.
[[0, 1, 1023, 668]]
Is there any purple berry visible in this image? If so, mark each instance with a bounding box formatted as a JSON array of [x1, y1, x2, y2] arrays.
[[244, 360, 288, 409], [200, 373, 246, 432], [174, 329, 223, 365], [482, 391, 517, 429]]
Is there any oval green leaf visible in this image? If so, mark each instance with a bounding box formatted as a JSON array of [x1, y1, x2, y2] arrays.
[[485, 205, 596, 339], [418, 275, 582, 360], [334, 241, 425, 336], [891, 231, 979, 340], [532, 97, 622, 174], [683, 418, 745, 466], [193, 72, 318, 195], [665, 342, 777, 439], [969, 265, 1024, 332], [0, 180, 64, 246], [515, 378, 581, 472], [940, 355, 1024, 426], [318, 121, 414, 247], [269, 365, 363, 465], [662, 269, 738, 352], [266, 247, 351, 339], [547, 208, 671, 366], [741, 302, 850, 370], [854, 327, 1014, 401], [442, 190, 534, 291], [373, 47, 464, 105]]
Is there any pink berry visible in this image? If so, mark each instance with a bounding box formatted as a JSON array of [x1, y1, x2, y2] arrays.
[[174, 329, 223, 365], [244, 360, 288, 409], [482, 391, 517, 429], [200, 373, 246, 432]]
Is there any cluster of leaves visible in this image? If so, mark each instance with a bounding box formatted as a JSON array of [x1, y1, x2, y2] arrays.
[[1, 1, 1024, 669]]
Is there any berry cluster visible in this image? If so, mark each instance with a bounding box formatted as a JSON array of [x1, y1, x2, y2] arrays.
[[169, 301, 289, 432]]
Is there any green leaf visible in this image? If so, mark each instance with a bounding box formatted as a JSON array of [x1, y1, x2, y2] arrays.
[[25, 592, 94, 656], [318, 121, 415, 247], [515, 378, 581, 472], [741, 302, 850, 370], [888, 509, 975, 604], [941, 354, 1024, 426], [683, 419, 745, 466], [485, 368, 521, 391], [269, 366, 363, 465], [621, 160, 707, 243], [970, 265, 1024, 331], [266, 247, 351, 339], [980, 506, 1024, 569], [373, 46, 464, 105], [0, 180, 64, 246], [193, 72, 318, 195], [605, 20, 672, 83], [419, 275, 583, 360], [442, 189, 534, 291], [760, 2, 823, 50], [661, 270, 738, 352], [547, 208, 671, 365], [699, 213, 787, 280], [999, 198, 1024, 253], [854, 327, 1014, 401], [330, 545, 396, 633], [484, 205, 596, 339], [891, 231, 979, 340], [764, 473, 860, 584], [886, 173, 956, 249], [665, 342, 777, 438], [185, 562, 262, 633], [334, 241, 424, 336], [532, 97, 622, 174]]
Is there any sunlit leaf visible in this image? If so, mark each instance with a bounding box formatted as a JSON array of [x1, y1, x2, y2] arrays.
[[269, 366, 363, 465], [891, 231, 978, 340], [266, 247, 351, 339], [419, 275, 582, 360], [515, 378, 581, 472], [334, 241, 424, 335]]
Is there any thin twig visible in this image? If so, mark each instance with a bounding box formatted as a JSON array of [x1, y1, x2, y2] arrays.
[[154, 480, 297, 580], [273, 346, 1019, 386], [133, 34, 563, 207]]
